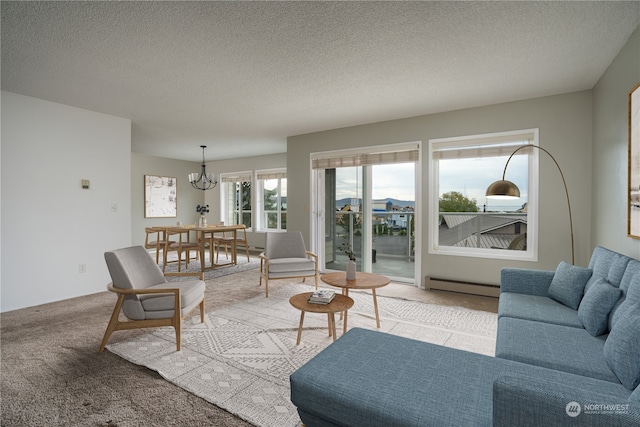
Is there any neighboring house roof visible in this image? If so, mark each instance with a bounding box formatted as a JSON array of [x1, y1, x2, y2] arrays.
[[439, 214, 527, 246], [452, 233, 525, 250]]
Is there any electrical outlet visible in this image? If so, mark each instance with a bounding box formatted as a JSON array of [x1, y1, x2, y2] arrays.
[[79, 264, 86, 273]]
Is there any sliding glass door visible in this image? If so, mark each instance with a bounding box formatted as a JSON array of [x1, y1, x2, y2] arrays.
[[311, 143, 420, 284]]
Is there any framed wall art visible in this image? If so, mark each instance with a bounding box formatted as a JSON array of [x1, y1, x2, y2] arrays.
[[629, 82, 640, 239], [144, 175, 177, 218]]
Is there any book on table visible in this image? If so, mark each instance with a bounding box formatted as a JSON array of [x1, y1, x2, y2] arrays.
[[308, 289, 335, 304]]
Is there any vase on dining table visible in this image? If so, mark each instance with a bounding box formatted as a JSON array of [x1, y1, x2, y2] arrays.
[[199, 215, 207, 227]]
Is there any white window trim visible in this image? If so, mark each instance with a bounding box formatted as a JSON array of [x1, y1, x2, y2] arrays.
[[428, 129, 539, 262]]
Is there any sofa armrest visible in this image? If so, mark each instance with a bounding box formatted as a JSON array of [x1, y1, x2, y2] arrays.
[[493, 374, 640, 427], [500, 267, 555, 296]]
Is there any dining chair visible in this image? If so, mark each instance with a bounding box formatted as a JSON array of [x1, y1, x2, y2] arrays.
[[215, 225, 250, 264], [144, 227, 172, 264], [197, 222, 225, 264], [163, 227, 200, 273], [99, 246, 205, 352]]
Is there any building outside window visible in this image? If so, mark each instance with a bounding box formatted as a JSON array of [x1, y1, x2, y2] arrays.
[[429, 129, 539, 261]]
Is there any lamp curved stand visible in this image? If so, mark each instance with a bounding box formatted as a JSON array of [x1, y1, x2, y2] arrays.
[[502, 145, 574, 264]]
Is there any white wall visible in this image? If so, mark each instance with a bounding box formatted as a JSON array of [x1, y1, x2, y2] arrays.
[[1, 91, 132, 312], [288, 91, 594, 286], [592, 26, 640, 259]]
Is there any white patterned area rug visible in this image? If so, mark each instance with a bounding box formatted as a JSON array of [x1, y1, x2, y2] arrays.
[[107, 283, 497, 427], [161, 254, 260, 281]]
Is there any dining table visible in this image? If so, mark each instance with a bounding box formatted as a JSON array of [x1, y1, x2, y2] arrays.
[[152, 223, 247, 279]]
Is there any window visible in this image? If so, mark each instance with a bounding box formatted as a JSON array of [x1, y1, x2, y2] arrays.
[[220, 172, 252, 228], [257, 169, 287, 231], [428, 129, 539, 261]]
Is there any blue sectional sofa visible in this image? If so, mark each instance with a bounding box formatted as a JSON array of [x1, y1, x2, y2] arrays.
[[290, 246, 640, 426]]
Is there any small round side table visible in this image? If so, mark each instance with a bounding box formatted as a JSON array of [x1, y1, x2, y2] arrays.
[[289, 292, 354, 345]]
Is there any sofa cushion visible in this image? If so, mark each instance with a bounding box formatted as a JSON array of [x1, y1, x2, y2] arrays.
[[291, 328, 494, 427], [611, 272, 640, 330], [498, 293, 582, 328], [547, 261, 592, 310], [291, 328, 635, 427], [585, 246, 632, 293], [604, 303, 640, 390], [578, 278, 622, 336], [496, 317, 619, 384]]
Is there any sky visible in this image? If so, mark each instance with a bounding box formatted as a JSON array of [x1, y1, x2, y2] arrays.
[[439, 155, 529, 211], [334, 155, 529, 211], [335, 163, 416, 201]]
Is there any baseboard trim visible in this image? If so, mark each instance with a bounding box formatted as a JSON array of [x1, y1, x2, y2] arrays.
[[425, 276, 500, 298]]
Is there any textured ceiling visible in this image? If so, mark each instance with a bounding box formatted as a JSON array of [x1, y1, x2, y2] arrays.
[[2, 1, 639, 162]]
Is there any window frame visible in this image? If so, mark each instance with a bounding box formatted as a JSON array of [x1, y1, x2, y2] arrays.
[[428, 129, 539, 261], [256, 168, 287, 231]]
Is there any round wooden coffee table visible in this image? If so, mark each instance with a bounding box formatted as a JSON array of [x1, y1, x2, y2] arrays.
[[289, 292, 354, 345], [321, 272, 391, 332]]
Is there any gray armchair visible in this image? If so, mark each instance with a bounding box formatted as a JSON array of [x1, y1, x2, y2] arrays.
[[259, 231, 318, 297], [99, 246, 205, 352]]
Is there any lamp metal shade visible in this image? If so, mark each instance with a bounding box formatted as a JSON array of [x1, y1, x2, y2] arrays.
[[485, 180, 521, 199]]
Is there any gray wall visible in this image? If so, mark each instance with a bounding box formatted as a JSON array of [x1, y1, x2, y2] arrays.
[[288, 91, 594, 286], [131, 153, 206, 247], [1, 91, 132, 312], [131, 152, 287, 250], [592, 26, 640, 259], [204, 153, 287, 250]]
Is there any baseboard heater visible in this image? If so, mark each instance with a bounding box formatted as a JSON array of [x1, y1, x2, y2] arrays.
[[425, 276, 500, 298]]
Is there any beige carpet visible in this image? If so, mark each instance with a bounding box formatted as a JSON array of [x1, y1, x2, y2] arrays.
[[107, 283, 497, 427]]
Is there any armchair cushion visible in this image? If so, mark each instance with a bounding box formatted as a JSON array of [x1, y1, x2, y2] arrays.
[[265, 231, 307, 259], [547, 261, 592, 310], [105, 246, 167, 290], [578, 278, 622, 336], [140, 280, 206, 319], [267, 258, 316, 274]]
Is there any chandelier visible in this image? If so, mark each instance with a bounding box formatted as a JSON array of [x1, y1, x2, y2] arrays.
[[189, 145, 218, 191]]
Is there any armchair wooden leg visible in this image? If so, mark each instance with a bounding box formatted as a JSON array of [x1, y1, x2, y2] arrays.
[[174, 293, 182, 351], [199, 299, 205, 323], [175, 324, 181, 352], [99, 295, 125, 352]]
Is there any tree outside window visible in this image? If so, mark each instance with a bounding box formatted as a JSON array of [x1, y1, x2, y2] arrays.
[[258, 170, 287, 230]]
